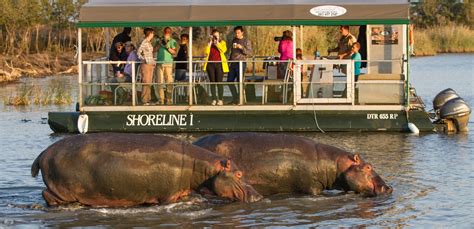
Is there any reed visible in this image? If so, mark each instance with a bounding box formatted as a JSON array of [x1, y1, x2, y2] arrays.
[[4, 78, 73, 106], [414, 24, 474, 56]]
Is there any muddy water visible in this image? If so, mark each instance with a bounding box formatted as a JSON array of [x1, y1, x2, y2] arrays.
[[0, 54, 472, 227]]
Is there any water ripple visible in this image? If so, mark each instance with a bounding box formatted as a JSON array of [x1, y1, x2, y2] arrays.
[[0, 54, 473, 227]]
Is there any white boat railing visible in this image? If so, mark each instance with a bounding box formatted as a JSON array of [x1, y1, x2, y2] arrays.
[[78, 58, 405, 108]]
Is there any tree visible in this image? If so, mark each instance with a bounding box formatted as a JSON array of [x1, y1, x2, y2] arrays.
[[411, 0, 471, 27]]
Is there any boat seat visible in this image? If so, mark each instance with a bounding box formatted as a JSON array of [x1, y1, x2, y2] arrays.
[[357, 73, 405, 104], [172, 63, 208, 105], [113, 64, 141, 105], [262, 61, 293, 104], [358, 74, 404, 81]]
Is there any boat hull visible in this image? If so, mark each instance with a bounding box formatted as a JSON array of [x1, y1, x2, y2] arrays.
[[48, 109, 434, 133]]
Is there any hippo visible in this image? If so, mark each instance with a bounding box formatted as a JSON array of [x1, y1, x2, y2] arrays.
[[31, 133, 262, 207], [194, 133, 393, 197]]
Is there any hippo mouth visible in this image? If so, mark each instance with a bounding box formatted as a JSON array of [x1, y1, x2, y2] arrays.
[[376, 184, 393, 195], [372, 178, 393, 196], [243, 184, 263, 203]]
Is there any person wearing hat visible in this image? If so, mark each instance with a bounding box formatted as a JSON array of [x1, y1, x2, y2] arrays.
[[123, 41, 139, 82], [111, 27, 132, 51], [109, 41, 139, 104]]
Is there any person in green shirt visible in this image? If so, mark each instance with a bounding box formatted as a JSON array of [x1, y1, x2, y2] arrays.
[[154, 27, 177, 104]]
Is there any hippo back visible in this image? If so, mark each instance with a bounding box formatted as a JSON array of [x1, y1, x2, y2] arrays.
[[194, 133, 356, 195], [33, 133, 227, 206]]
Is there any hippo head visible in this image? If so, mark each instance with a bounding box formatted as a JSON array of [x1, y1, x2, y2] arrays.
[[343, 159, 393, 197], [211, 160, 263, 203]]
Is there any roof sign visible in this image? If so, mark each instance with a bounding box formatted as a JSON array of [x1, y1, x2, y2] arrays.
[[310, 5, 347, 17]]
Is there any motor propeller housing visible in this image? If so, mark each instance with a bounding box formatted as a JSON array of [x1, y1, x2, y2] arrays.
[[432, 88, 471, 133]]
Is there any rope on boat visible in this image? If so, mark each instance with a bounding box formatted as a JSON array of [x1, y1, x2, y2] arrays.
[[307, 88, 325, 133], [312, 109, 326, 133]]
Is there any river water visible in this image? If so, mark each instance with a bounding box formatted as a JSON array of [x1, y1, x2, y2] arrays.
[[0, 54, 472, 227]]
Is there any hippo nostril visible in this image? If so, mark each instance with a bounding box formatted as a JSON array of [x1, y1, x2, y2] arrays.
[[380, 185, 393, 194], [251, 194, 263, 203]]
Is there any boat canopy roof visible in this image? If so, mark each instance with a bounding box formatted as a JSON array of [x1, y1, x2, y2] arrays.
[[78, 0, 410, 28]]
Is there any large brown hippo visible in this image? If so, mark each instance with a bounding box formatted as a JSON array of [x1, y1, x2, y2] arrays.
[[194, 133, 393, 197], [31, 133, 262, 207]]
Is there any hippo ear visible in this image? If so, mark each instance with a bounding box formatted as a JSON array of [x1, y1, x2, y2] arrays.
[[353, 154, 362, 165], [234, 170, 243, 179]]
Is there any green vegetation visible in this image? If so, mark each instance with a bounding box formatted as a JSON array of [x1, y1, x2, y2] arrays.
[[414, 24, 474, 56], [0, 0, 86, 55], [0, 0, 472, 83], [410, 0, 473, 55], [410, 0, 472, 28], [4, 78, 73, 106]]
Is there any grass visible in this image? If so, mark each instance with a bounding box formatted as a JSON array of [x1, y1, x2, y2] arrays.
[[4, 78, 73, 106], [413, 24, 474, 56]]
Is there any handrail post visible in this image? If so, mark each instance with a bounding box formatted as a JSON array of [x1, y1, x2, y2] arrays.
[[252, 56, 256, 77], [78, 28, 83, 109], [293, 61, 298, 106], [131, 61, 136, 106], [239, 60, 243, 105], [351, 60, 355, 106], [86, 63, 92, 98], [405, 24, 410, 108]]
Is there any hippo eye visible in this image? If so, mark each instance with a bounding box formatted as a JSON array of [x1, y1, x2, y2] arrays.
[[364, 164, 372, 172]]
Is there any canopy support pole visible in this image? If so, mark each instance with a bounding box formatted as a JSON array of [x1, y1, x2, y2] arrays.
[[299, 25, 304, 52], [105, 28, 110, 58], [292, 26, 297, 60], [292, 26, 297, 106], [188, 27, 193, 106]]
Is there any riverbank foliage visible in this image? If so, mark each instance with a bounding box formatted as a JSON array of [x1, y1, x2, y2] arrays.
[[0, 0, 472, 83], [410, 0, 473, 55], [3, 78, 72, 106], [414, 24, 474, 56]]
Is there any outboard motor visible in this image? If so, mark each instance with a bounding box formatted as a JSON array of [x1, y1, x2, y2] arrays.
[[439, 98, 471, 132], [433, 88, 460, 111], [432, 88, 471, 133]]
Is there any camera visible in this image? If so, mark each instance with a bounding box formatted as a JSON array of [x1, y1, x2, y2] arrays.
[[210, 35, 219, 42], [161, 38, 168, 46], [274, 36, 283, 42], [154, 36, 167, 46]]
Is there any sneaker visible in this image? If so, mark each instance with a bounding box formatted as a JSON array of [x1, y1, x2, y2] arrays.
[[227, 100, 239, 105], [143, 102, 150, 106], [211, 100, 217, 106], [217, 100, 224, 106]]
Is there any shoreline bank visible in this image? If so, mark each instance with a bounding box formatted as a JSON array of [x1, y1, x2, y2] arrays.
[[0, 52, 77, 84], [1, 24, 472, 84]]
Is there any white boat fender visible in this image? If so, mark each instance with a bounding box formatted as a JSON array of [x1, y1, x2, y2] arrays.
[[408, 122, 419, 135], [77, 114, 89, 134]]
